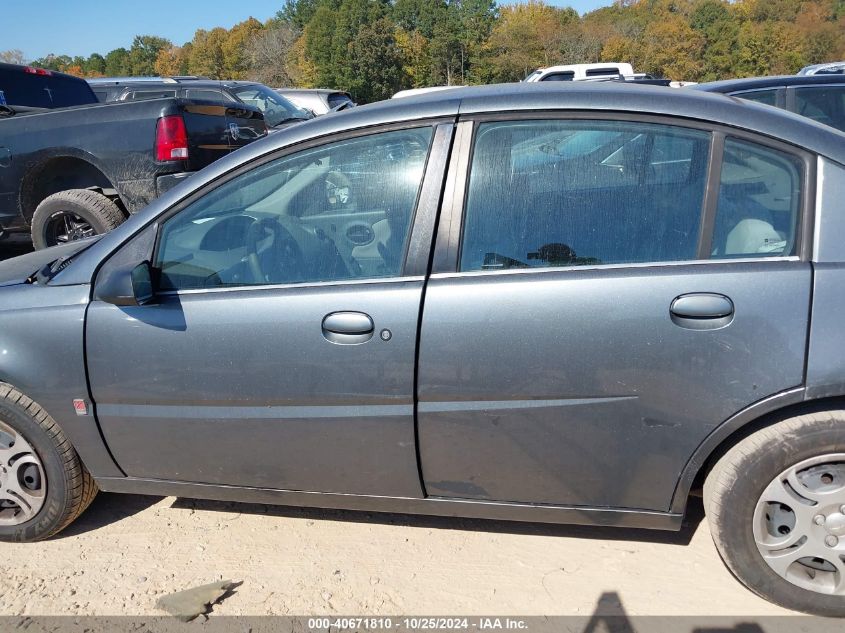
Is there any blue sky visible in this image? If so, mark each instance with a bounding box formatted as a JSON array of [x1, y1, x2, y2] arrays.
[[3, 0, 612, 61]]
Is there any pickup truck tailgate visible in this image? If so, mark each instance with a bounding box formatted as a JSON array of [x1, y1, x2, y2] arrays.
[[180, 101, 265, 171]]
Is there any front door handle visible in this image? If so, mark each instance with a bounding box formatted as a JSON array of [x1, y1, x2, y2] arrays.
[[322, 311, 374, 344], [670, 293, 734, 330]]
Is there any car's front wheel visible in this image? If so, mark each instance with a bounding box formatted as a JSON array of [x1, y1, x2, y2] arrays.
[[705, 410, 845, 616], [0, 383, 97, 542]]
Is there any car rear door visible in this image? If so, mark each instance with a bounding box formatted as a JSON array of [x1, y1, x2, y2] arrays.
[[416, 116, 813, 512]]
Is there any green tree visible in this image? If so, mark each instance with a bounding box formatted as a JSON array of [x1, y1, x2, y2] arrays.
[[478, 1, 574, 82], [276, 0, 320, 29], [304, 2, 340, 86], [689, 0, 740, 81], [104, 48, 131, 76], [223, 17, 265, 78], [188, 28, 228, 78], [129, 35, 172, 76], [346, 17, 405, 101], [85, 53, 107, 76]]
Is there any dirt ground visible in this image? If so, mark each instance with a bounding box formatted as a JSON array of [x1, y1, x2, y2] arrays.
[[0, 492, 798, 617]]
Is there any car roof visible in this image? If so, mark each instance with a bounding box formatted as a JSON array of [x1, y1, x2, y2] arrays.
[[86, 77, 261, 90], [57, 82, 845, 285], [695, 74, 845, 93]]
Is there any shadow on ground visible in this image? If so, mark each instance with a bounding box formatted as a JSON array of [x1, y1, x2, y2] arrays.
[[62, 490, 705, 546]]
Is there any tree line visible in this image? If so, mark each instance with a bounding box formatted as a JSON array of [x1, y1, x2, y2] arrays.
[[3, 0, 845, 103]]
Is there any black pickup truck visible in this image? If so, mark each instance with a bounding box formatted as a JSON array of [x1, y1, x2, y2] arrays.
[[0, 63, 267, 248]]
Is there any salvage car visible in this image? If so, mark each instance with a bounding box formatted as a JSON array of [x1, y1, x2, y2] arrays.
[[1, 83, 845, 616]]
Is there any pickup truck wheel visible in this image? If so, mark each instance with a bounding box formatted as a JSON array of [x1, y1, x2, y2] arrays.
[[31, 189, 125, 249], [704, 411, 845, 616], [0, 383, 97, 542]]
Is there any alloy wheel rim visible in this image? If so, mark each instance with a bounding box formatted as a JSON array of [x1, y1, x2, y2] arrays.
[[753, 453, 845, 595], [46, 211, 95, 246], [0, 419, 46, 526]]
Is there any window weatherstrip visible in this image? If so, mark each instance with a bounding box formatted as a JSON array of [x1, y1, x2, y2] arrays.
[[403, 123, 455, 277], [431, 120, 473, 274], [697, 132, 725, 259]]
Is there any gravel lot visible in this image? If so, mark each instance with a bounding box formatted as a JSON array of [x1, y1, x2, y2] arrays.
[[0, 492, 798, 617]]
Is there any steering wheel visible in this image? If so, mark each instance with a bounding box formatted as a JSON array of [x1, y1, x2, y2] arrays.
[[246, 217, 303, 284]]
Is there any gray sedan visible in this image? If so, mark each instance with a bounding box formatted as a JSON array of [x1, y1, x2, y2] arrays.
[[1, 83, 845, 616]]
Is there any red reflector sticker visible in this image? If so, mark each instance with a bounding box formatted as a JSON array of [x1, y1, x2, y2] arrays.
[[72, 399, 88, 416]]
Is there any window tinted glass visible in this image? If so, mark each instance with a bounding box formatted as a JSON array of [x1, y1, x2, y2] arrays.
[[794, 86, 845, 132], [156, 127, 433, 290], [712, 138, 802, 258], [586, 67, 622, 77], [541, 72, 574, 82], [736, 89, 778, 107], [0, 69, 97, 108], [327, 93, 353, 108], [459, 120, 711, 271], [230, 85, 310, 126], [185, 88, 234, 102], [128, 89, 178, 100]]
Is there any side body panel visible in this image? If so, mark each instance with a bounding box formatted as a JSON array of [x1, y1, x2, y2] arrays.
[[418, 263, 810, 512], [86, 281, 425, 497]]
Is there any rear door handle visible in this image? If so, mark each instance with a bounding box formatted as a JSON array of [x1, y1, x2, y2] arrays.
[[670, 293, 734, 330], [322, 311, 374, 344]]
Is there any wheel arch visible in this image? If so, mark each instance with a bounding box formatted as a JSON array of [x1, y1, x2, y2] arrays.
[[671, 389, 845, 514], [18, 153, 125, 225]]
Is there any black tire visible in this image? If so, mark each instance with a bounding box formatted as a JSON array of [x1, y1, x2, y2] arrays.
[[704, 411, 845, 616], [31, 189, 125, 250], [0, 383, 97, 542]]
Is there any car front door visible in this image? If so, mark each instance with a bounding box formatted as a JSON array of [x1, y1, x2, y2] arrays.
[[85, 123, 452, 496], [417, 117, 813, 511]]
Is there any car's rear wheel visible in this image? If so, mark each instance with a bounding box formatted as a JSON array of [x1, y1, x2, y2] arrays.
[[704, 410, 845, 616], [0, 383, 97, 542], [31, 189, 125, 249]]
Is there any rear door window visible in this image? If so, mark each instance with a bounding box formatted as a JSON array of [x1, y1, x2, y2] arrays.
[[712, 138, 803, 258], [735, 89, 780, 108], [793, 86, 845, 132], [459, 119, 711, 271]]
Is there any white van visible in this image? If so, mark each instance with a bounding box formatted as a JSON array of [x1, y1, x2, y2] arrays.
[[524, 63, 636, 82]]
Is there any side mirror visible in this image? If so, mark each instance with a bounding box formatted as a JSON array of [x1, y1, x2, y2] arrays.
[[95, 261, 154, 306]]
